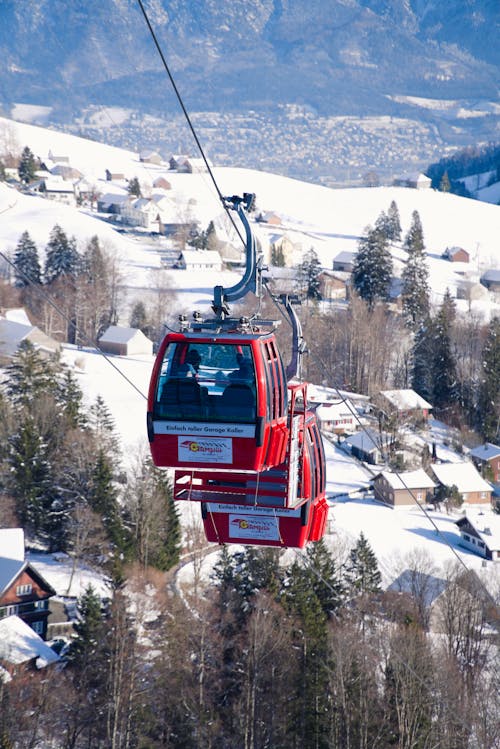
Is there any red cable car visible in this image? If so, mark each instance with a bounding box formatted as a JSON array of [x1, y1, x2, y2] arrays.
[[146, 193, 329, 547]]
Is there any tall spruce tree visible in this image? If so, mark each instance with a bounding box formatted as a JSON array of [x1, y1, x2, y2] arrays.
[[477, 316, 500, 441], [353, 224, 393, 307], [344, 532, 382, 597], [297, 247, 322, 300], [18, 146, 37, 184], [401, 213, 430, 330], [386, 200, 402, 241], [13, 231, 42, 287], [432, 290, 458, 411], [411, 321, 434, 402], [44, 224, 80, 283]]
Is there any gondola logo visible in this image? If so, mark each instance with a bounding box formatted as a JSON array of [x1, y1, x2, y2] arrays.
[[178, 436, 232, 463], [229, 515, 280, 540]]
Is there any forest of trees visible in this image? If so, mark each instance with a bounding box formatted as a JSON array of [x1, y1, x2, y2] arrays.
[[426, 142, 500, 197], [0, 535, 498, 748]]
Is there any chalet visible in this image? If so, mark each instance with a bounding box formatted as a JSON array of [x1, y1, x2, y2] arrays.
[[176, 250, 223, 272], [268, 233, 297, 266], [343, 428, 394, 465], [178, 157, 213, 174], [50, 164, 83, 180], [0, 317, 61, 361], [98, 326, 153, 356], [0, 529, 56, 640], [480, 269, 500, 294], [393, 172, 431, 189], [0, 615, 59, 676], [379, 389, 432, 421], [443, 246, 470, 263], [97, 192, 130, 214], [316, 398, 357, 434], [47, 150, 69, 164], [470, 443, 500, 483], [332, 251, 356, 273], [169, 154, 189, 170], [105, 169, 126, 182], [373, 469, 436, 507], [43, 176, 77, 205], [430, 462, 493, 505], [153, 176, 172, 190], [262, 266, 297, 294], [455, 510, 500, 561], [257, 211, 282, 226], [318, 270, 348, 302], [140, 150, 163, 165]]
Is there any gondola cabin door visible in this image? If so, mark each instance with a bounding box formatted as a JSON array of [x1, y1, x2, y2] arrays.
[[147, 332, 289, 472]]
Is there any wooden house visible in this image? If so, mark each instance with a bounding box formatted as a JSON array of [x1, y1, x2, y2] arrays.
[[443, 246, 470, 263], [480, 269, 500, 294], [332, 251, 356, 273], [343, 428, 393, 465], [0, 317, 61, 361], [318, 270, 348, 301], [176, 250, 222, 272], [470, 443, 500, 483], [316, 398, 357, 434], [373, 469, 436, 507], [0, 615, 59, 676], [393, 172, 431, 189], [430, 462, 493, 505], [98, 326, 153, 356], [140, 150, 163, 165], [379, 389, 432, 421], [0, 529, 56, 640], [455, 510, 500, 561]]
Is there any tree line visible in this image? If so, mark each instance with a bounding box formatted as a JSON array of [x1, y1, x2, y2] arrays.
[[1, 536, 498, 748], [0, 343, 181, 581]]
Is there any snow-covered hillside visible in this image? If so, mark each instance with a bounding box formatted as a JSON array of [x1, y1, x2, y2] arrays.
[[2, 117, 500, 587]]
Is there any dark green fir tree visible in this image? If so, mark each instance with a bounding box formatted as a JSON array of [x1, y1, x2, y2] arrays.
[[297, 247, 323, 301], [44, 224, 80, 283], [386, 200, 402, 242], [401, 213, 430, 330], [13, 231, 42, 287], [344, 531, 382, 597], [18, 146, 38, 184], [353, 224, 393, 307], [477, 316, 500, 441]]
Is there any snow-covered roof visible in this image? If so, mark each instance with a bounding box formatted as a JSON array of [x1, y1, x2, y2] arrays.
[[0, 319, 35, 355], [99, 325, 146, 344], [333, 250, 356, 262], [344, 428, 382, 452], [376, 469, 436, 490], [2, 308, 32, 325], [0, 616, 59, 668], [180, 250, 222, 265], [380, 389, 433, 411], [430, 462, 492, 493], [459, 509, 500, 548], [0, 529, 26, 596], [316, 399, 356, 421], [470, 443, 500, 461]]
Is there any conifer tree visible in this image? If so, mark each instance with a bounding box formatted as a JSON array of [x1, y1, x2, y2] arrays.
[[401, 213, 430, 330], [432, 290, 458, 411], [411, 321, 434, 402], [440, 171, 451, 192], [44, 224, 80, 283], [128, 176, 141, 197], [386, 200, 402, 242], [13, 231, 42, 287], [477, 316, 500, 441], [18, 146, 37, 184], [296, 247, 322, 300], [4, 340, 58, 409], [344, 531, 381, 597], [353, 224, 393, 307]]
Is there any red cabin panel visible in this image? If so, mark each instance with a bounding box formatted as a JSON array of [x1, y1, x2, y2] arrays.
[[147, 332, 289, 473]]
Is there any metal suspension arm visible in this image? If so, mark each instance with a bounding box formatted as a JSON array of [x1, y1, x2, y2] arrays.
[[280, 294, 307, 381], [212, 193, 262, 318]]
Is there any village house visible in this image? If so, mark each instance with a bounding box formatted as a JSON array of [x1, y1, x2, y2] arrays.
[[442, 246, 470, 263], [153, 176, 172, 190], [176, 249, 223, 272], [393, 172, 431, 189], [257, 211, 282, 226], [480, 269, 500, 295], [268, 232, 297, 266], [105, 169, 126, 182], [430, 462, 493, 505], [318, 270, 348, 302], [262, 266, 297, 294], [455, 509, 500, 561], [470, 443, 500, 483], [316, 398, 357, 434], [177, 157, 213, 174], [0, 311, 61, 361], [169, 154, 189, 170], [0, 615, 59, 677], [33, 175, 76, 206], [98, 326, 153, 356], [332, 251, 356, 273], [140, 150, 163, 165], [373, 469, 436, 507], [343, 428, 394, 465], [0, 529, 56, 640], [96, 192, 129, 214], [379, 389, 433, 421]]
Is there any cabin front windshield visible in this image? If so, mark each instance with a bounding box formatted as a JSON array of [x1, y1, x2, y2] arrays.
[[154, 342, 256, 423]]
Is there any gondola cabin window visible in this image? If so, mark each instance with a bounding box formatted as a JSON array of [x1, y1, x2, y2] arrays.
[[154, 341, 257, 423]]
